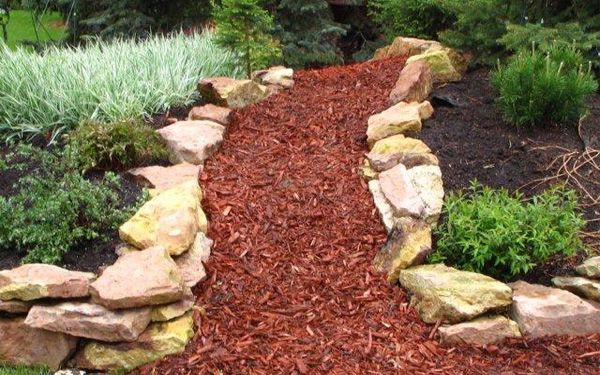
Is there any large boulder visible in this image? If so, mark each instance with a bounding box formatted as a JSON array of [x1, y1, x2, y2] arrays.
[[367, 101, 433, 147], [438, 315, 522, 346], [119, 180, 203, 256], [552, 276, 600, 302], [389, 61, 433, 105], [368, 180, 396, 233], [157, 120, 225, 165], [0, 316, 78, 371], [373, 37, 442, 61], [406, 49, 463, 83], [367, 134, 438, 172], [399, 264, 513, 324], [576, 256, 600, 279], [188, 104, 233, 126], [174, 232, 212, 288], [510, 281, 600, 338], [406, 165, 444, 225], [73, 312, 194, 373], [0, 265, 95, 301], [25, 302, 152, 342], [128, 163, 201, 193], [378, 163, 425, 219], [90, 246, 185, 310], [198, 77, 268, 108], [373, 218, 432, 283], [0, 299, 32, 314]]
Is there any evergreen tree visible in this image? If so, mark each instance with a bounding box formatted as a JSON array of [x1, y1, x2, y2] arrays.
[[276, 0, 347, 68], [213, 0, 281, 78]]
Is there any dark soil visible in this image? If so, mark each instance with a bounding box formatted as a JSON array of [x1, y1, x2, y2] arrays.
[[421, 69, 600, 284], [137, 58, 600, 375], [0, 145, 142, 273]]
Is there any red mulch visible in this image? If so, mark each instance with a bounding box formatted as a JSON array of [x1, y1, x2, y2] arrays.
[[136, 57, 600, 374]]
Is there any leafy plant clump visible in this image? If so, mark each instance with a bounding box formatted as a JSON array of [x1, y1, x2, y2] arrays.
[[431, 182, 586, 280], [213, 0, 281, 78], [0, 146, 143, 264], [65, 118, 169, 172], [0, 30, 242, 143], [491, 44, 598, 128]]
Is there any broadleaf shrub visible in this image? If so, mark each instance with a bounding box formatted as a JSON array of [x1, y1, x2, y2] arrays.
[[491, 44, 598, 128], [430, 182, 586, 280], [0, 146, 144, 264], [65, 118, 169, 171]]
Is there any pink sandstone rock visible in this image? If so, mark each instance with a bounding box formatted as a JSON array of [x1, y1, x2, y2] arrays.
[[128, 163, 201, 191], [389, 61, 433, 105], [378, 164, 425, 218], [188, 104, 233, 126], [157, 121, 225, 165]]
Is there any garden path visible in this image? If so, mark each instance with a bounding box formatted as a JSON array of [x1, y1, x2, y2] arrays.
[[138, 57, 600, 374]]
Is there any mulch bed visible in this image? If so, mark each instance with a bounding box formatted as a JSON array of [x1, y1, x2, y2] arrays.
[[137, 58, 600, 374]]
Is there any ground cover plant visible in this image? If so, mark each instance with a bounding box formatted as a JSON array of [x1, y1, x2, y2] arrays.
[[491, 44, 598, 128], [0, 30, 242, 143], [1, 9, 65, 49], [0, 145, 144, 264], [0, 364, 50, 375], [430, 182, 586, 281]]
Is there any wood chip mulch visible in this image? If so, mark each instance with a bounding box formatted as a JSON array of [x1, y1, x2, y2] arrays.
[[136, 57, 600, 374]]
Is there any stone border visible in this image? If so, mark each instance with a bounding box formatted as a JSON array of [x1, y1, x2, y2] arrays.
[[0, 67, 294, 373], [365, 37, 600, 346]]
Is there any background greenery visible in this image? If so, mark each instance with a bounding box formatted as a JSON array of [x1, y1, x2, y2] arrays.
[[2, 9, 65, 49]]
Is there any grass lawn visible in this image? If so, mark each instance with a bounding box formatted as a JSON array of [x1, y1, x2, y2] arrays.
[[2, 9, 66, 49], [0, 364, 50, 375]]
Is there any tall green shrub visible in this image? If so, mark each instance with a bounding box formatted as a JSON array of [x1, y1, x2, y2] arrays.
[[491, 43, 597, 127], [213, 0, 281, 78]]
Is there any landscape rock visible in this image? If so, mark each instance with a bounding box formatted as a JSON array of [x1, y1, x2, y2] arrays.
[[373, 218, 432, 283], [187, 104, 233, 126], [252, 66, 294, 90], [198, 77, 268, 108], [367, 134, 438, 172], [175, 232, 212, 288], [360, 158, 379, 181], [552, 276, 600, 303], [151, 287, 195, 322], [119, 180, 203, 255], [368, 180, 396, 233], [157, 120, 225, 165], [576, 256, 600, 279], [399, 264, 513, 324], [389, 61, 433, 105], [25, 302, 152, 342], [90, 246, 185, 310], [510, 281, 600, 338], [127, 163, 201, 192], [0, 299, 32, 314], [73, 312, 194, 373], [373, 37, 442, 61], [406, 165, 444, 224], [0, 264, 95, 301], [438, 315, 522, 346], [378, 163, 425, 219], [367, 101, 434, 147], [406, 49, 462, 83], [0, 316, 78, 371]]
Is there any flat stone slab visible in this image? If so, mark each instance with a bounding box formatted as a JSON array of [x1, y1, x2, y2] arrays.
[[0, 264, 95, 301], [576, 256, 600, 279], [0, 299, 33, 314], [439, 315, 522, 346], [552, 276, 600, 302], [73, 312, 194, 373], [373, 217, 431, 283], [25, 302, 152, 342], [367, 101, 433, 147], [157, 120, 225, 165], [389, 60, 433, 105], [0, 316, 78, 371], [379, 163, 425, 219], [188, 104, 233, 126], [119, 180, 203, 256], [198, 77, 268, 108], [367, 134, 438, 172], [252, 66, 294, 89], [510, 281, 600, 338], [399, 264, 513, 324], [90, 246, 185, 310], [406, 165, 444, 225], [151, 286, 195, 322], [175, 232, 212, 288], [128, 163, 201, 192]]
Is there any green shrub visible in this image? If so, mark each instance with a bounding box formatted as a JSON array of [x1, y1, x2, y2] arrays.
[[65, 118, 169, 171], [0, 31, 242, 143], [430, 182, 586, 280], [0, 146, 143, 264], [491, 44, 597, 127], [368, 0, 458, 41]]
